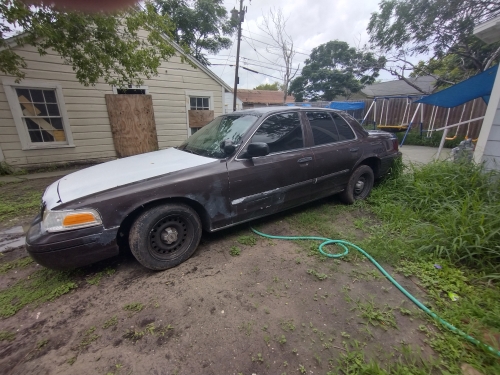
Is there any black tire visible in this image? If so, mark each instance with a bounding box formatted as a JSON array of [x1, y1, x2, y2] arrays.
[[340, 165, 374, 204], [129, 203, 202, 270]]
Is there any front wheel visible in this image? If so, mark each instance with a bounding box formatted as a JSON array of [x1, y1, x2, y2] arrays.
[[129, 203, 202, 270], [339, 165, 374, 204]]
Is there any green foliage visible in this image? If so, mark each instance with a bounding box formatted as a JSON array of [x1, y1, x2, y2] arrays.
[[0, 330, 16, 342], [370, 161, 500, 276], [289, 40, 385, 101], [396, 131, 463, 148], [0, 269, 76, 317], [86, 267, 115, 285], [0, 162, 14, 176], [1, 1, 178, 87], [102, 316, 118, 329], [0, 190, 42, 221], [78, 327, 99, 349], [307, 269, 328, 281], [253, 82, 281, 91], [123, 302, 144, 312], [368, 0, 500, 82], [154, 0, 236, 66], [237, 235, 256, 246], [0, 257, 34, 274], [229, 246, 241, 256]]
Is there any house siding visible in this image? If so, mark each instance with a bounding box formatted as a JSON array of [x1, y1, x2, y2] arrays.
[[482, 106, 500, 170], [0, 41, 224, 167]]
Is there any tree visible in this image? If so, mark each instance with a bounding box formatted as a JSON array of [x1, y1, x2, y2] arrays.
[[258, 8, 300, 102], [253, 82, 280, 90], [368, 0, 500, 85], [289, 40, 385, 102], [154, 0, 236, 66], [0, 1, 177, 87]]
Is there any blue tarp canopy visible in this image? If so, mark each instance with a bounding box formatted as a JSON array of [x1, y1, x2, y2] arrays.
[[415, 65, 498, 108], [328, 101, 365, 110]]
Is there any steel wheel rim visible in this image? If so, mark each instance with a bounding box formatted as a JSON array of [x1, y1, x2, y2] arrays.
[[149, 214, 189, 260], [354, 175, 368, 197]]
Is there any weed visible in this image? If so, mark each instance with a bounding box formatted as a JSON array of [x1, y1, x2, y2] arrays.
[[102, 316, 118, 329], [295, 258, 301, 264], [0, 330, 16, 342], [79, 327, 99, 349], [262, 324, 268, 331], [307, 269, 328, 281], [277, 334, 286, 345], [229, 246, 241, 256], [123, 302, 144, 312], [0, 269, 76, 317], [238, 321, 253, 336], [237, 235, 257, 246], [314, 353, 321, 365], [251, 353, 264, 363], [67, 356, 77, 365], [0, 257, 34, 274], [264, 335, 271, 345], [351, 298, 397, 330], [37, 339, 48, 349], [87, 268, 115, 286], [341, 332, 350, 339], [273, 276, 279, 283], [298, 364, 306, 374], [283, 361, 288, 367], [0, 190, 42, 221], [280, 319, 296, 332]]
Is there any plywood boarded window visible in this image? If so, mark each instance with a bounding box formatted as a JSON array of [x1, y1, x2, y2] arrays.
[[105, 94, 158, 158], [16, 88, 66, 143], [2, 79, 74, 150], [189, 96, 213, 134]]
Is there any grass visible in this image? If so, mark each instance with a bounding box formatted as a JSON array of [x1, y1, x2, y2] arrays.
[[102, 316, 118, 329], [0, 190, 42, 221], [123, 302, 144, 312], [0, 330, 16, 342], [0, 257, 34, 274], [86, 267, 115, 285], [395, 130, 464, 148], [229, 246, 241, 256], [0, 269, 77, 317], [237, 235, 257, 246]]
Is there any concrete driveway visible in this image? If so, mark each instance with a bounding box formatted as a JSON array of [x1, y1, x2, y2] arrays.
[[400, 145, 451, 164]]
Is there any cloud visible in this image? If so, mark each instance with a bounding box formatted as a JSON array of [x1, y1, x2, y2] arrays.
[[207, 0, 387, 89]]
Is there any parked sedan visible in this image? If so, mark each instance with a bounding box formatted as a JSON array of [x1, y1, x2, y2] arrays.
[[26, 107, 401, 270]]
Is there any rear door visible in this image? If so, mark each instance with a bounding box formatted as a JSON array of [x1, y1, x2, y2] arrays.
[[228, 111, 314, 223], [306, 111, 361, 198]]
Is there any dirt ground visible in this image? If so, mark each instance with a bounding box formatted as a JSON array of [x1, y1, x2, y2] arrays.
[[0, 178, 437, 375]]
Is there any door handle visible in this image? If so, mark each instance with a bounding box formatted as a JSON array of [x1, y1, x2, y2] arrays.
[[297, 157, 312, 163], [349, 148, 359, 152]]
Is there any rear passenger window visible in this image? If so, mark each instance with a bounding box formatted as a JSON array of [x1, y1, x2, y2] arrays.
[[332, 113, 356, 141], [306, 111, 339, 145], [249, 112, 303, 154]]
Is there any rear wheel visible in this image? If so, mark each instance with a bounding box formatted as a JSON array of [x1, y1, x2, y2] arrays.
[[340, 165, 374, 204], [129, 203, 202, 270]]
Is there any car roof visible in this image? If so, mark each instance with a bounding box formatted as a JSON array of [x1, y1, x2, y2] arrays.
[[229, 106, 342, 117]]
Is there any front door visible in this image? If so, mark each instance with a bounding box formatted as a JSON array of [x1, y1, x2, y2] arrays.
[[228, 111, 314, 223], [305, 111, 361, 198]]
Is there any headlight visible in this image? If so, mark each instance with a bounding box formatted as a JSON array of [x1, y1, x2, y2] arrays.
[[42, 209, 102, 233]]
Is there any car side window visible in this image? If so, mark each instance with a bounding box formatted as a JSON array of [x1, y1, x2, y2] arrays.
[[332, 113, 356, 141], [306, 111, 340, 145], [249, 112, 304, 154]]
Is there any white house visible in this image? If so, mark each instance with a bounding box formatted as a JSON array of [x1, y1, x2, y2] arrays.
[[0, 33, 232, 168], [473, 15, 500, 170]]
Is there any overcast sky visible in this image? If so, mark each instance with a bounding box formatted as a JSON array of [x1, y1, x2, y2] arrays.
[[207, 0, 395, 90]]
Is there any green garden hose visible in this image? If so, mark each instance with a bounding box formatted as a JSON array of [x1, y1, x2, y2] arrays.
[[251, 227, 500, 358]]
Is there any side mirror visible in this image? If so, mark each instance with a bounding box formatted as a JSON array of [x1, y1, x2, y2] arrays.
[[220, 139, 236, 155], [247, 142, 270, 157]]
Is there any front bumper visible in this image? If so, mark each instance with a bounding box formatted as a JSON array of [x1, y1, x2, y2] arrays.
[[26, 216, 120, 270]]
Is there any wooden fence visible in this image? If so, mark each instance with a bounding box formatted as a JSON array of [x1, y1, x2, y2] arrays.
[[290, 98, 487, 139]]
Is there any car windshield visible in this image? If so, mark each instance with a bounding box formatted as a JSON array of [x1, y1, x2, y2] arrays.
[[178, 115, 258, 158]]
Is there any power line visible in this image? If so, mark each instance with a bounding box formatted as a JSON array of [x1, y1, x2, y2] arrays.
[[210, 64, 282, 81], [241, 34, 310, 56]]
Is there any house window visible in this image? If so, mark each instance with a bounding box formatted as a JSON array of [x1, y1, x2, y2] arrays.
[[3, 79, 74, 150], [112, 86, 149, 94], [190, 97, 211, 134]]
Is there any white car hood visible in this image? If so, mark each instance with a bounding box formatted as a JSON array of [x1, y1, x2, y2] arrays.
[[43, 148, 217, 210]]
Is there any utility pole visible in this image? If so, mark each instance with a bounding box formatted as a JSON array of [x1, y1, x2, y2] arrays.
[[231, 0, 245, 112]]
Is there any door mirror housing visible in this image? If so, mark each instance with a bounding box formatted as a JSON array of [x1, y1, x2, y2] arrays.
[[247, 142, 270, 157], [220, 139, 236, 155]]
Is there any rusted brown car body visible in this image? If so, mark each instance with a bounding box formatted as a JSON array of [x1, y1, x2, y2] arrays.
[[26, 107, 401, 270]]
